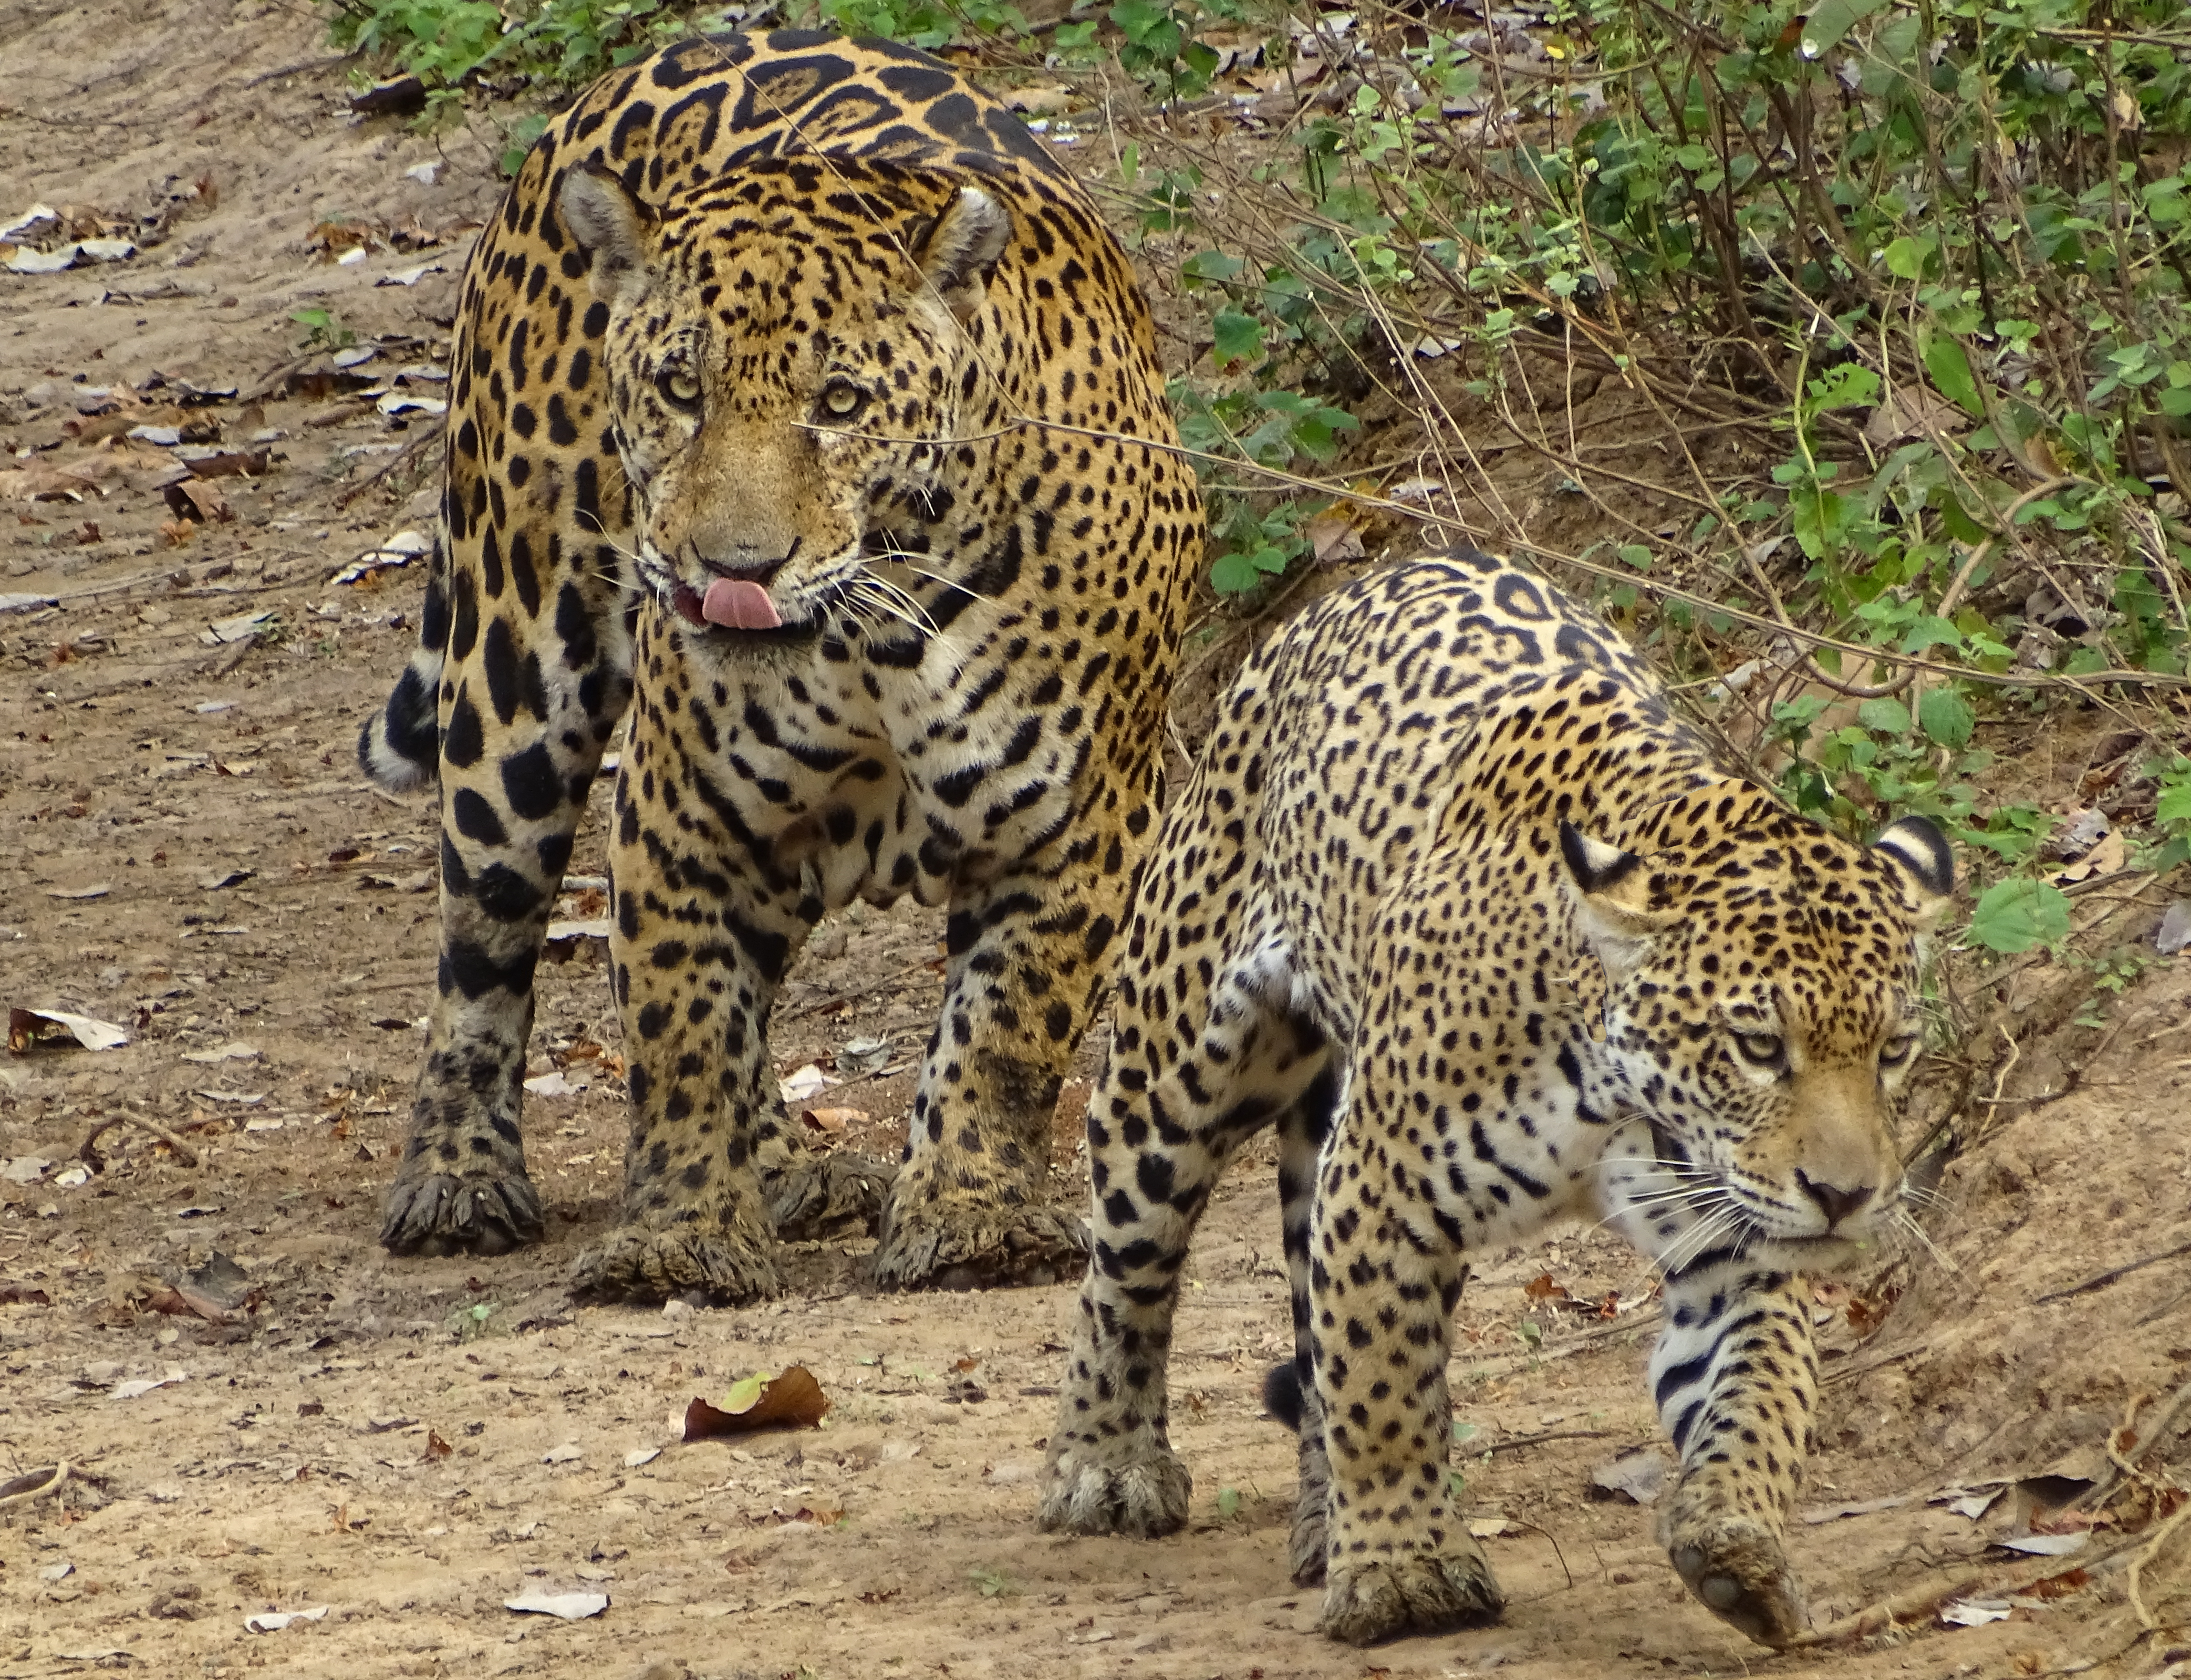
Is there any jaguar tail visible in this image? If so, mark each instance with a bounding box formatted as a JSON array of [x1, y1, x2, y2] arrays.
[[356, 530, 450, 792]]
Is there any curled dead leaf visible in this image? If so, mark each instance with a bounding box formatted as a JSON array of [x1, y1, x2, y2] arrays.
[[684, 1366, 830, 1441]]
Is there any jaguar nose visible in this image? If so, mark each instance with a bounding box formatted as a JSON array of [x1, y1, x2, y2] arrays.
[[1794, 1169, 1873, 1231], [702, 536, 800, 589]]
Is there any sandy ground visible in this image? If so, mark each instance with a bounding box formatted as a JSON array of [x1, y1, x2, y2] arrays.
[[3, 5, 2189, 1677]]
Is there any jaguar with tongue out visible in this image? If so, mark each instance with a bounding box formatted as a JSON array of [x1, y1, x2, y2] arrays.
[[358, 30, 1200, 1301]]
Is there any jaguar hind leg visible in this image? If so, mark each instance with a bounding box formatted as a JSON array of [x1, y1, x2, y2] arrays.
[[378, 626, 625, 1260]]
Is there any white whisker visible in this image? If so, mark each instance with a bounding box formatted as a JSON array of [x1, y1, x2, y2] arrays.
[[1895, 1208, 1961, 1277]]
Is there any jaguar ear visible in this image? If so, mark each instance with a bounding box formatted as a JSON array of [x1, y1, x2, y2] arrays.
[[1872, 813, 1956, 932], [910, 184, 1010, 324], [559, 162, 655, 306], [1559, 821, 1679, 982]]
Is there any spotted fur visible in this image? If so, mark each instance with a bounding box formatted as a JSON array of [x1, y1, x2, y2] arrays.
[[1039, 551, 1952, 1648], [360, 30, 1198, 1299]]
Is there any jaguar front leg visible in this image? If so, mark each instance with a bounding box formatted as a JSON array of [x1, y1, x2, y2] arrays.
[[571, 665, 815, 1304], [871, 849, 1138, 1291], [1650, 1261, 1818, 1648]]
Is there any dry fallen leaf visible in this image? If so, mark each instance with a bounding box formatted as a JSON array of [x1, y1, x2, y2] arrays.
[[684, 1366, 831, 1440], [503, 1589, 607, 1621], [163, 479, 233, 523], [801, 1106, 868, 1134], [8, 1007, 129, 1053], [424, 1428, 453, 1459]]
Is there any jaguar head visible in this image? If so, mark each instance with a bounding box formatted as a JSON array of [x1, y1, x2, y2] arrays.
[[558, 155, 1009, 644], [1561, 800, 1955, 1272]]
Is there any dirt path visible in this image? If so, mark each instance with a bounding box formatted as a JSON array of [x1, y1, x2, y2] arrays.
[[3, 5, 2187, 1676]]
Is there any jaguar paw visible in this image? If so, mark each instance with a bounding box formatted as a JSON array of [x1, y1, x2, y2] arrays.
[[1668, 1520, 1805, 1648], [870, 1198, 1086, 1292], [570, 1222, 783, 1306], [763, 1148, 895, 1241], [379, 1171, 545, 1258], [1320, 1547, 1505, 1646], [1036, 1443, 1192, 1538]]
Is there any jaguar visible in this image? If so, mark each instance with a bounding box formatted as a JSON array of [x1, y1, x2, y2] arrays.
[[359, 29, 1199, 1299], [1039, 549, 1953, 1648]]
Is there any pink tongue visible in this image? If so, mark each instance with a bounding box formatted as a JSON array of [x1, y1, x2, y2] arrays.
[[700, 577, 783, 630]]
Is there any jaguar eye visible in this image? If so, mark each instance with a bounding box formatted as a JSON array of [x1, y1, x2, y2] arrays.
[[1878, 1034, 1918, 1070], [1733, 1031, 1785, 1069], [819, 382, 866, 421], [659, 368, 701, 409]]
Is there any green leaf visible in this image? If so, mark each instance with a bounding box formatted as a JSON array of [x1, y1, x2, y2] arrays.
[[1617, 544, 1652, 571], [2157, 779, 2191, 826], [1899, 616, 1964, 654], [1856, 697, 1911, 735], [501, 112, 551, 179], [1966, 878, 2070, 954], [1798, 0, 1888, 58], [1210, 306, 1265, 370], [1917, 686, 1974, 749], [1216, 1486, 1242, 1518], [1922, 334, 1984, 417], [1882, 234, 1935, 281], [1210, 547, 1286, 595]]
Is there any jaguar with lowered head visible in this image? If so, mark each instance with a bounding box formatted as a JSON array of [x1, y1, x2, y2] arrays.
[[359, 30, 1199, 1299], [1040, 551, 1952, 1647]]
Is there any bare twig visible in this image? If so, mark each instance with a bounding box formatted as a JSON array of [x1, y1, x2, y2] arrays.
[[80, 1109, 201, 1171], [2033, 1239, 2191, 1306], [334, 417, 446, 509]]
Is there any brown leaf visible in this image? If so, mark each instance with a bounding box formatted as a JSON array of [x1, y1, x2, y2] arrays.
[[0, 1281, 51, 1305], [184, 449, 270, 480], [952, 1356, 980, 1373], [143, 1279, 247, 1323], [163, 480, 232, 523], [683, 1366, 831, 1441], [1522, 1272, 1570, 1303], [424, 1429, 452, 1460], [159, 517, 195, 547], [1305, 510, 1366, 564], [801, 1106, 868, 1134]]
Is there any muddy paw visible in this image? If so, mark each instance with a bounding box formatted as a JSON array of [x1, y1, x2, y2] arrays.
[[1668, 1520, 1804, 1648], [1037, 1444, 1192, 1537], [763, 1148, 895, 1241], [1320, 1547, 1505, 1646], [870, 1198, 1086, 1292], [570, 1223, 783, 1305], [380, 1171, 544, 1258]]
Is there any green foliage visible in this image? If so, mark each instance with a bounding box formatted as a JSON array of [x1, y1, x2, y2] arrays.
[[1966, 877, 2072, 954], [818, 0, 1026, 49], [968, 1565, 1019, 1598], [1098, 0, 2191, 813], [320, 0, 744, 120], [290, 306, 356, 351], [2145, 754, 2191, 870]]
